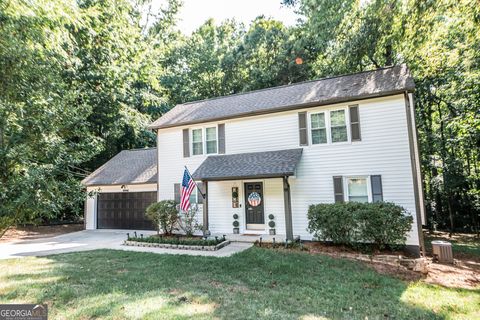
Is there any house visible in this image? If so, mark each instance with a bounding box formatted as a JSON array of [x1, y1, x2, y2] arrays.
[[83, 65, 425, 255]]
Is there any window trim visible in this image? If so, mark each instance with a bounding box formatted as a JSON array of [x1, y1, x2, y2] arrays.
[[329, 108, 349, 144], [310, 111, 327, 145], [190, 126, 219, 156], [205, 126, 218, 154], [191, 128, 204, 156], [308, 107, 351, 146], [344, 176, 372, 203]]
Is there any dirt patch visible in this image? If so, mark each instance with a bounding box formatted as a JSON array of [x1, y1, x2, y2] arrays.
[[0, 224, 84, 243]]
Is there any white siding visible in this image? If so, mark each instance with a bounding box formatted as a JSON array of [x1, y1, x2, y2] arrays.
[[157, 94, 420, 246]]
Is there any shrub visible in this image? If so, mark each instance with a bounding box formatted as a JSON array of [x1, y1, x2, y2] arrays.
[[268, 214, 274, 220], [128, 236, 224, 246], [233, 220, 239, 228], [145, 200, 178, 236], [268, 220, 275, 228], [178, 204, 202, 237], [356, 202, 413, 249], [307, 202, 413, 249], [233, 213, 239, 220]]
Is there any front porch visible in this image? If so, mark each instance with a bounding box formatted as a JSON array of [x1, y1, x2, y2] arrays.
[[192, 149, 303, 241]]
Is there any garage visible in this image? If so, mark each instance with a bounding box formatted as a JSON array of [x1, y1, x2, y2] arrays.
[[97, 192, 157, 230], [82, 148, 159, 230]]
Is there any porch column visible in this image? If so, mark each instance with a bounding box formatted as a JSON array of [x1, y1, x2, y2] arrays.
[[283, 176, 293, 240], [202, 180, 209, 234]]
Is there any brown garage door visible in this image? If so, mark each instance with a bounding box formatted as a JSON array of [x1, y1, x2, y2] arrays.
[[97, 192, 157, 230]]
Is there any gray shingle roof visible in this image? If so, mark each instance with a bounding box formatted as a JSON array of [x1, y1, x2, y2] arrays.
[[192, 149, 303, 181], [149, 65, 414, 129], [82, 148, 157, 186]]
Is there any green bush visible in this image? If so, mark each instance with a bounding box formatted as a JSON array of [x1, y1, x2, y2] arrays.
[[268, 214, 274, 220], [233, 220, 239, 228], [129, 236, 224, 246], [356, 202, 413, 249], [307, 202, 413, 249], [268, 220, 275, 228], [233, 214, 239, 220], [145, 200, 178, 236]]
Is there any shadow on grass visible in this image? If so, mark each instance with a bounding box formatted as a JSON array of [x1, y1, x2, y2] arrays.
[[1, 248, 471, 319]]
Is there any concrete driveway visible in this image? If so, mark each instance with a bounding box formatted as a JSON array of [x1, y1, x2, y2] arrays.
[[0, 229, 252, 259]]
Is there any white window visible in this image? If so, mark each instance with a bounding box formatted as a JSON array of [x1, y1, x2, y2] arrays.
[[330, 109, 348, 143], [311, 112, 327, 144], [205, 127, 217, 154], [346, 177, 369, 203], [192, 129, 203, 155]]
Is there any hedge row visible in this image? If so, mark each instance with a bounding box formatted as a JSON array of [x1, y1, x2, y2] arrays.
[[307, 202, 413, 249], [128, 236, 225, 247]]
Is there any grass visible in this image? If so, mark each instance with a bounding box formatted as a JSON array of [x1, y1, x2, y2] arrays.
[[0, 248, 479, 319]]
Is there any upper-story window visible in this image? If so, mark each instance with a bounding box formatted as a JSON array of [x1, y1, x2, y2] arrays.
[[311, 112, 327, 144], [192, 129, 203, 155], [310, 108, 350, 145], [330, 109, 348, 142], [205, 127, 217, 154], [191, 127, 217, 155]]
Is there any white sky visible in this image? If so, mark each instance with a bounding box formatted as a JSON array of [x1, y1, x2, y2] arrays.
[[153, 0, 301, 34]]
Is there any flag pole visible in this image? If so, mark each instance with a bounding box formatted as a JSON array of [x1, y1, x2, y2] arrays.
[[184, 166, 206, 199]]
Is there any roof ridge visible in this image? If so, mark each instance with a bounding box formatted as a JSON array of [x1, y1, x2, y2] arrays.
[[123, 147, 157, 152], [179, 65, 402, 107]]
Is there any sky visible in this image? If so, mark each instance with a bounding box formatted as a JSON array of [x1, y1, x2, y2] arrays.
[[153, 0, 301, 35]]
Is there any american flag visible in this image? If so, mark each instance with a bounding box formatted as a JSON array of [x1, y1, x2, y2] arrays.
[[180, 169, 196, 212]]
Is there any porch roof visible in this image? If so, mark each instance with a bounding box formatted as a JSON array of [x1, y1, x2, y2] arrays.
[[192, 149, 303, 181]]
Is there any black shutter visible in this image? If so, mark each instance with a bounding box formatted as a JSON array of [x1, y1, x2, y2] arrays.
[[298, 112, 308, 146], [174, 183, 180, 204], [183, 129, 190, 157], [197, 182, 204, 204], [333, 176, 344, 203], [371, 175, 383, 202], [218, 124, 225, 154], [349, 105, 361, 141]]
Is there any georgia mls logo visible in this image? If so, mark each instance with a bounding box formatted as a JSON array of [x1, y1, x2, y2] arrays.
[[0, 304, 47, 320], [248, 192, 261, 207]]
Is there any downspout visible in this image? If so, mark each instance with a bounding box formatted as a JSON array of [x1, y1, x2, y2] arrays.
[[156, 129, 160, 202], [404, 91, 426, 256]]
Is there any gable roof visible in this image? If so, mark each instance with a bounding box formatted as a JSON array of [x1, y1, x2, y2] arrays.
[[192, 148, 303, 181], [149, 64, 414, 130], [82, 148, 157, 186]]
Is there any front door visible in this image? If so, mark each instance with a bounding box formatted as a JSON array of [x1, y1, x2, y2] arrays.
[[244, 182, 265, 230]]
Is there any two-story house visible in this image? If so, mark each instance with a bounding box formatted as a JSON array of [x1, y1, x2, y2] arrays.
[[82, 65, 425, 255]]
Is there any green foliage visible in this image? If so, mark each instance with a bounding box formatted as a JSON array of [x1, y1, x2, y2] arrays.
[[233, 214, 239, 220], [356, 202, 413, 249], [307, 202, 413, 248], [128, 236, 223, 247], [177, 205, 202, 237], [268, 214, 275, 220], [233, 220, 240, 228], [268, 220, 276, 228], [145, 200, 178, 236]]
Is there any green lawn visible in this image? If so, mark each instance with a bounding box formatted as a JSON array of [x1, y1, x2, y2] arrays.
[[0, 248, 478, 320]]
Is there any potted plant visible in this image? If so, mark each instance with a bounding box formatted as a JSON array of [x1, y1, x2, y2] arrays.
[[268, 214, 275, 235], [233, 214, 240, 234]]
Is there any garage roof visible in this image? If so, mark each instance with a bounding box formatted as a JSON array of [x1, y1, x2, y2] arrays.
[[192, 149, 303, 181], [82, 148, 157, 186], [149, 64, 414, 129]]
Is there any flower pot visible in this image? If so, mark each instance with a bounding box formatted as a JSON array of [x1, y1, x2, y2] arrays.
[[233, 227, 240, 234], [269, 229, 276, 235]]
